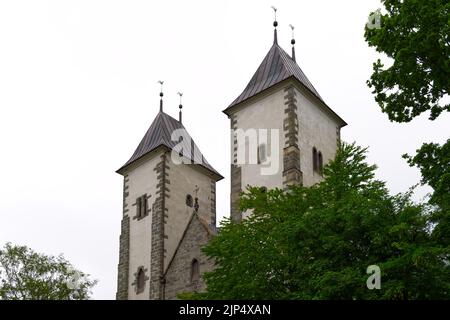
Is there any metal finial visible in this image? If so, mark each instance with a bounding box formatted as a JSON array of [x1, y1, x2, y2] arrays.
[[177, 92, 183, 108], [158, 80, 164, 111], [158, 80, 164, 96], [289, 24, 296, 62], [271, 6, 278, 44], [177, 92, 183, 123]]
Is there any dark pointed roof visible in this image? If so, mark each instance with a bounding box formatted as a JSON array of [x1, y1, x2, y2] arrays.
[[117, 111, 223, 180], [223, 43, 345, 125]]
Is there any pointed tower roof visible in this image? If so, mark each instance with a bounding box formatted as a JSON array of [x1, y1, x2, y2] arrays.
[[117, 111, 223, 180], [223, 41, 346, 126], [224, 42, 324, 112]]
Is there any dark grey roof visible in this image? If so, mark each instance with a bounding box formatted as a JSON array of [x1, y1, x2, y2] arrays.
[[223, 42, 325, 113], [117, 111, 223, 180]]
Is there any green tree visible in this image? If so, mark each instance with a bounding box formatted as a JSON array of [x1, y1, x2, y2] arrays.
[[194, 143, 450, 299], [0, 243, 97, 300], [364, 0, 449, 122], [365, 1, 449, 249], [404, 139, 450, 246], [404, 139, 450, 209]]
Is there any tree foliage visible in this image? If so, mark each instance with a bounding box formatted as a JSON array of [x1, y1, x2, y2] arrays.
[[404, 139, 450, 246], [404, 139, 450, 209], [195, 143, 450, 299], [364, 0, 449, 122], [0, 243, 97, 300]]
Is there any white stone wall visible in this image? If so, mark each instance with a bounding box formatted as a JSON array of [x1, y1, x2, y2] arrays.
[[295, 85, 340, 186], [231, 87, 286, 192], [165, 156, 214, 272], [124, 151, 162, 300], [231, 80, 341, 193]]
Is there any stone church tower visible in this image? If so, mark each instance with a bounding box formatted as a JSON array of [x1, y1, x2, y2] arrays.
[[116, 14, 347, 300], [223, 19, 347, 222], [115, 94, 223, 300]]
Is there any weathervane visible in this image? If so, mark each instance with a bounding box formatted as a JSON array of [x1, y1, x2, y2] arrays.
[[271, 6, 278, 44], [289, 24, 296, 62], [158, 80, 164, 111], [271, 6, 277, 22]]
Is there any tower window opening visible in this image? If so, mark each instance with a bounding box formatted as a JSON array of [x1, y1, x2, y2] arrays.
[[318, 151, 323, 175], [191, 259, 200, 283], [186, 194, 193, 207], [136, 267, 146, 294], [136, 196, 142, 218], [258, 143, 267, 164], [135, 195, 148, 219], [312, 147, 318, 172]]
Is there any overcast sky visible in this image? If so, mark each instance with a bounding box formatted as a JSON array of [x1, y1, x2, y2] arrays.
[[0, 0, 448, 300]]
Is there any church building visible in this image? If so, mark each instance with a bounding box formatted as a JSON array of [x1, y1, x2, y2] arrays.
[[116, 15, 346, 300]]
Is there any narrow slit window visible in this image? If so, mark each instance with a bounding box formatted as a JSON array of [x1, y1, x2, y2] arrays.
[[141, 195, 147, 218], [137, 268, 145, 293], [318, 151, 323, 175], [191, 259, 200, 283], [258, 143, 267, 164], [136, 197, 142, 218], [312, 147, 318, 172]]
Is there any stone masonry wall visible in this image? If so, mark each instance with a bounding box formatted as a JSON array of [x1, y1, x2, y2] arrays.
[[164, 214, 214, 299], [149, 152, 169, 300], [283, 84, 302, 187], [116, 175, 130, 300], [230, 113, 242, 223]]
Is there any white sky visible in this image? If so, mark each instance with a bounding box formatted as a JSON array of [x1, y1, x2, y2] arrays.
[[0, 0, 448, 300]]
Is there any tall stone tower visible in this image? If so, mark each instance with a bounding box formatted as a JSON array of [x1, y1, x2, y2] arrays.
[[116, 94, 223, 300], [224, 19, 347, 222]]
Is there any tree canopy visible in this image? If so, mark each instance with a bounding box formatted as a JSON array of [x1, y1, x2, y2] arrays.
[[364, 0, 449, 122], [0, 243, 97, 300], [404, 139, 450, 247], [191, 143, 450, 300]]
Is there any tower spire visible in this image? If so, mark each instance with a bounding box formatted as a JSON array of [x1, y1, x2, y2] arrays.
[[158, 80, 164, 112], [271, 6, 278, 44], [177, 92, 183, 123], [289, 24, 296, 62]]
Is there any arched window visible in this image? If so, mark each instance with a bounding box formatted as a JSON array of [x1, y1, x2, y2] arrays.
[[186, 194, 193, 207], [312, 147, 318, 172], [137, 268, 145, 293], [318, 151, 323, 174], [191, 259, 200, 283]]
